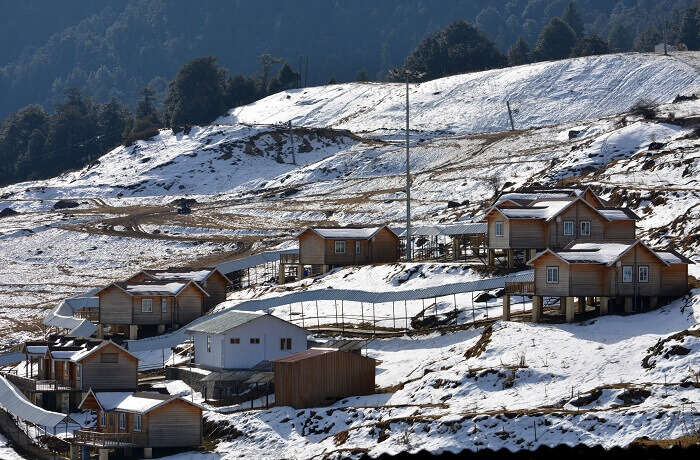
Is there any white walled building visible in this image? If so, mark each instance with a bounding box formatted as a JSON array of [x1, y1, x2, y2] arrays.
[[186, 311, 309, 369]]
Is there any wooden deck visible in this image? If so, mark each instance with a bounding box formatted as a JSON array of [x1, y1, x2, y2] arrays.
[[3, 373, 80, 392], [504, 281, 535, 295], [73, 430, 135, 447]]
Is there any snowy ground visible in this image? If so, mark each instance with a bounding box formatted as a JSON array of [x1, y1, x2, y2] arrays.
[[199, 291, 700, 459]]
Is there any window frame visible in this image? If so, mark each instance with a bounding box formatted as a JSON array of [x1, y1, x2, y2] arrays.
[[280, 338, 292, 350], [118, 412, 126, 430], [495, 221, 504, 237], [161, 298, 167, 313], [546, 266, 559, 284], [99, 411, 106, 427], [334, 240, 346, 254], [250, 337, 260, 344], [563, 220, 574, 236], [206, 335, 211, 353], [230, 337, 240, 344], [579, 220, 591, 237], [100, 352, 118, 364], [355, 241, 361, 254], [141, 298, 153, 313], [622, 265, 633, 283], [133, 414, 142, 432], [638, 265, 649, 283]]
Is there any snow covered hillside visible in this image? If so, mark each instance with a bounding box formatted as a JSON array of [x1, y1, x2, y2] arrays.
[[0, 53, 697, 460]]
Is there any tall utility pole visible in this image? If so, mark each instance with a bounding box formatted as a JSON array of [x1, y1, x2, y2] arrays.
[[663, 21, 668, 55], [506, 101, 515, 131], [288, 120, 296, 165], [404, 72, 412, 262]]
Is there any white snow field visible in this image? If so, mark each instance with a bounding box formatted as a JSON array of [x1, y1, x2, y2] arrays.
[[0, 52, 698, 458]]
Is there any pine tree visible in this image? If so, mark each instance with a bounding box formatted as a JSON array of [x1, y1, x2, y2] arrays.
[[571, 35, 609, 57], [680, 6, 699, 50], [562, 1, 584, 37], [608, 23, 633, 52], [164, 56, 226, 128], [97, 98, 130, 153], [533, 17, 577, 61], [268, 62, 301, 93], [507, 36, 531, 66], [355, 70, 369, 82], [634, 27, 662, 52], [224, 74, 259, 109]]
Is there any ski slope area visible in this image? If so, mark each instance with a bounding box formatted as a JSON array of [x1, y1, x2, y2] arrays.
[[227, 53, 700, 135]]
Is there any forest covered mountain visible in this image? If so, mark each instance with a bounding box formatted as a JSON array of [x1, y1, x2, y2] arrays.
[[0, 0, 696, 118]]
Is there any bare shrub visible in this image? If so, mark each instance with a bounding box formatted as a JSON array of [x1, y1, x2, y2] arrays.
[[630, 99, 657, 120]]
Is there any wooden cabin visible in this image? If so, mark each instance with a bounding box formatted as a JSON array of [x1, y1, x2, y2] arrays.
[[96, 280, 209, 339], [274, 348, 376, 409], [127, 267, 231, 311], [75, 390, 202, 457], [514, 240, 693, 323], [286, 226, 399, 281], [186, 310, 308, 370], [10, 338, 138, 413], [485, 192, 638, 267]]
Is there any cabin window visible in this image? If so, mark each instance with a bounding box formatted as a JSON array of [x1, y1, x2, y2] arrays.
[[206, 336, 212, 353], [280, 338, 292, 350], [119, 412, 126, 430], [639, 265, 649, 283], [579, 220, 591, 236], [230, 338, 240, 344], [161, 299, 167, 313], [141, 298, 153, 312], [100, 353, 118, 363], [63, 364, 69, 379], [110, 413, 115, 426], [563, 221, 574, 236], [355, 241, 361, 254], [546, 266, 559, 284], [622, 266, 633, 283], [334, 241, 346, 253], [99, 411, 105, 427], [250, 337, 261, 344], [495, 221, 504, 237], [134, 414, 142, 432]]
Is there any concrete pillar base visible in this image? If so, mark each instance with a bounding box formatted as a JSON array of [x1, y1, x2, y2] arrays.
[[532, 296, 543, 322], [565, 297, 576, 323], [649, 296, 659, 309], [577, 297, 585, 313], [624, 297, 633, 313], [488, 249, 495, 266], [321, 264, 328, 275], [157, 324, 166, 334], [599, 297, 609, 315], [143, 447, 153, 459], [99, 448, 109, 460], [296, 264, 303, 281], [129, 324, 139, 340], [502, 295, 511, 321], [559, 297, 567, 314]]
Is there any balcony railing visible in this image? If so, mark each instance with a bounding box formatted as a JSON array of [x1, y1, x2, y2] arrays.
[[73, 430, 135, 447], [74, 308, 99, 322], [280, 253, 300, 264], [504, 281, 535, 295], [3, 372, 80, 392]]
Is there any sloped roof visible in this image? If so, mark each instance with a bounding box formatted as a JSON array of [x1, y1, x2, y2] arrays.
[[185, 310, 296, 335], [81, 390, 200, 415], [298, 226, 397, 239], [527, 240, 688, 266], [496, 200, 572, 219], [141, 267, 232, 284], [0, 376, 77, 427], [100, 279, 209, 297], [274, 348, 336, 363]]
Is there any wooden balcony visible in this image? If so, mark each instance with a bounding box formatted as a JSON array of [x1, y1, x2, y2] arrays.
[[280, 253, 299, 264], [73, 430, 135, 447], [504, 281, 535, 295], [75, 308, 99, 322], [4, 372, 80, 392]]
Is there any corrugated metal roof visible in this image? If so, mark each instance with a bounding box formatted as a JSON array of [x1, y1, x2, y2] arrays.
[[274, 348, 335, 363], [0, 376, 75, 427], [126, 270, 533, 352], [216, 249, 298, 274], [186, 310, 264, 334], [0, 352, 24, 366], [393, 222, 487, 238]]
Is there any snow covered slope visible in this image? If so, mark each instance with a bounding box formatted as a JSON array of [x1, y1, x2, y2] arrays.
[[227, 53, 700, 135]]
